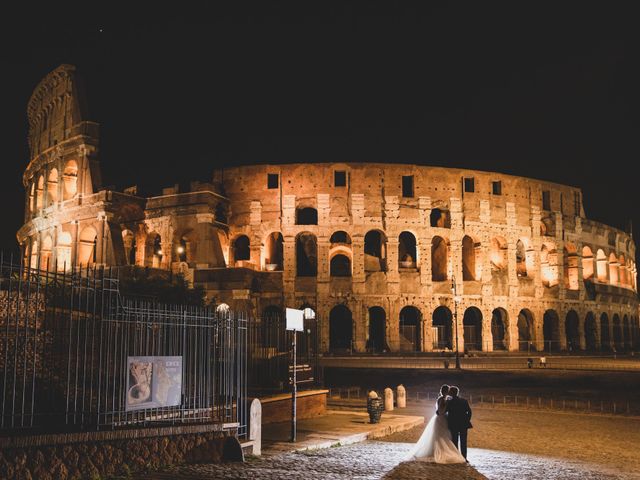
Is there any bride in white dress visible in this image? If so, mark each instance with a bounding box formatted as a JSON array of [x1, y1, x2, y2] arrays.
[[407, 385, 466, 464]]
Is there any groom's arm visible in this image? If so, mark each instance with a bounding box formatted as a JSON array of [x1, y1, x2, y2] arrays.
[[466, 400, 472, 422]]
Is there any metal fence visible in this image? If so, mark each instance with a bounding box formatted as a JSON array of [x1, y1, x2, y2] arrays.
[[0, 254, 247, 436], [247, 312, 319, 395]]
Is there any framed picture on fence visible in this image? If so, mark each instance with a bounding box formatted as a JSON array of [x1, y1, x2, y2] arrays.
[[126, 356, 182, 411]]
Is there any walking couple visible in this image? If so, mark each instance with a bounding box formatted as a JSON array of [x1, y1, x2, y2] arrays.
[[407, 384, 472, 464]]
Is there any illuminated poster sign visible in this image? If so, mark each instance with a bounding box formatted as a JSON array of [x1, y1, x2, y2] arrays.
[[126, 356, 182, 411]]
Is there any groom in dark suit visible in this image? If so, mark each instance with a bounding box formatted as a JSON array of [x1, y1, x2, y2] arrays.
[[446, 385, 472, 460]]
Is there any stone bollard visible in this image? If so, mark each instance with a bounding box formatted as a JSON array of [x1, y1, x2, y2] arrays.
[[384, 387, 394, 411], [249, 398, 262, 456], [396, 385, 406, 408]]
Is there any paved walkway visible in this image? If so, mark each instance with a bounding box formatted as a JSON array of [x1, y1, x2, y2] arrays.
[[261, 409, 424, 455]]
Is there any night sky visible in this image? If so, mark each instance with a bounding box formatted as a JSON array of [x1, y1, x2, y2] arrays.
[[2, 4, 639, 259]]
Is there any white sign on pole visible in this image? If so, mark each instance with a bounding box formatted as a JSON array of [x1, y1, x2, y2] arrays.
[[285, 308, 304, 331]]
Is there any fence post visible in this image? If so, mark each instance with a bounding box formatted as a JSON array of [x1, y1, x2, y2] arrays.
[[613, 402, 616, 414]]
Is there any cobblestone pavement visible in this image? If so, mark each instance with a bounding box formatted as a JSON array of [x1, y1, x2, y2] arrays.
[[138, 442, 486, 480]]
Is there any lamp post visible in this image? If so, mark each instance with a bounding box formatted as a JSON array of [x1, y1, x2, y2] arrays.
[[451, 275, 461, 369]]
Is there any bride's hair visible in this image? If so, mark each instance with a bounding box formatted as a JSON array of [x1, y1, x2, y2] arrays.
[[440, 384, 449, 396]]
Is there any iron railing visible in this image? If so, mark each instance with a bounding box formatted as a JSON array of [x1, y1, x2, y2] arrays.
[[0, 253, 247, 436]]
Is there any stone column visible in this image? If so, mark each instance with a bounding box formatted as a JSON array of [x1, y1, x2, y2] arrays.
[[317, 193, 330, 226], [250, 201, 262, 269]]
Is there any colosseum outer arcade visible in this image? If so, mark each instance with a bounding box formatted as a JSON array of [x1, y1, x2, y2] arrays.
[[19, 65, 640, 355]]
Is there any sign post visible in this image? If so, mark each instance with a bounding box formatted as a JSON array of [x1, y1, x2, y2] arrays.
[[285, 308, 304, 443]]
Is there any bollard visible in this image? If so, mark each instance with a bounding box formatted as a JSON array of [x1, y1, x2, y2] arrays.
[[396, 385, 406, 408], [248, 398, 262, 456], [384, 387, 394, 411]]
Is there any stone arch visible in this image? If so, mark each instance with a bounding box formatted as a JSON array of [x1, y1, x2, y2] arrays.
[[41, 235, 53, 270], [29, 182, 36, 213], [232, 235, 250, 263], [609, 253, 619, 286], [540, 242, 559, 287], [463, 307, 483, 351], [584, 312, 597, 351], [364, 230, 387, 272], [600, 313, 611, 350], [596, 249, 608, 282], [62, 160, 78, 200], [490, 236, 508, 275], [399, 306, 422, 352], [432, 306, 453, 350], [462, 235, 481, 281], [265, 232, 284, 271], [367, 306, 386, 353], [78, 226, 98, 266], [329, 305, 353, 352], [491, 308, 508, 350], [517, 237, 535, 277], [612, 314, 622, 350], [330, 254, 351, 277], [176, 235, 189, 262], [56, 231, 72, 269], [431, 236, 449, 282], [543, 309, 561, 352], [430, 208, 451, 228], [144, 232, 162, 268], [582, 246, 594, 281], [296, 232, 318, 277], [122, 229, 137, 266], [398, 231, 417, 268], [517, 309, 535, 351], [296, 207, 318, 225], [564, 243, 579, 291], [565, 310, 580, 351], [35, 175, 44, 210], [47, 168, 58, 205], [330, 231, 351, 244]]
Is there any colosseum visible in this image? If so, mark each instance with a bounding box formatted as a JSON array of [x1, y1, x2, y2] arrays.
[[18, 64, 640, 355]]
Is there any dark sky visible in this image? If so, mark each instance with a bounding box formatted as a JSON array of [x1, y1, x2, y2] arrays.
[[2, 3, 639, 256]]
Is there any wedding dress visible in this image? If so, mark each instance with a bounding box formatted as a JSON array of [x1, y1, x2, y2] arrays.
[[406, 397, 466, 464]]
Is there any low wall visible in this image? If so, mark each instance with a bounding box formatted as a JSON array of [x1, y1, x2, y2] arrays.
[[260, 389, 328, 424], [0, 423, 236, 480]]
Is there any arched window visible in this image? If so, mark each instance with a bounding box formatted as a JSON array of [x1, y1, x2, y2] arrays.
[[177, 236, 188, 262], [78, 226, 98, 266], [56, 231, 72, 270], [543, 310, 560, 352], [296, 207, 318, 225], [41, 235, 53, 270], [540, 243, 559, 287], [432, 306, 453, 350], [47, 168, 58, 205], [596, 249, 607, 282], [233, 235, 250, 263], [35, 175, 44, 210], [516, 238, 534, 277], [364, 230, 387, 272], [399, 232, 417, 268], [329, 305, 353, 352], [330, 231, 351, 244], [330, 254, 351, 277], [430, 208, 451, 228], [122, 229, 137, 265], [63, 160, 78, 200], [265, 232, 284, 271], [144, 233, 162, 268], [584, 312, 597, 351], [367, 307, 386, 353], [565, 310, 580, 351], [399, 306, 422, 352], [462, 235, 481, 281], [619, 255, 628, 287], [517, 309, 534, 351], [490, 237, 507, 273], [491, 308, 508, 350], [582, 246, 594, 281], [431, 236, 448, 281], [463, 307, 483, 351], [296, 232, 317, 276], [30, 239, 39, 270], [29, 183, 36, 213]]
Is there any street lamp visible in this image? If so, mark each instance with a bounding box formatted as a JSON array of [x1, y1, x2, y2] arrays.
[[451, 275, 461, 369]]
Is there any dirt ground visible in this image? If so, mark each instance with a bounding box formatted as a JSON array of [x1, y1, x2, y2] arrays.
[[380, 407, 640, 478]]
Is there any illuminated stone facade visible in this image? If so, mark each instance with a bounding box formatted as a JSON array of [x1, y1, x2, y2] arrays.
[[18, 65, 640, 354]]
